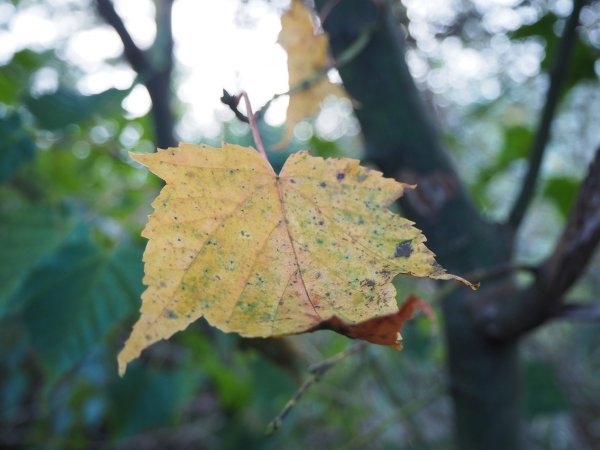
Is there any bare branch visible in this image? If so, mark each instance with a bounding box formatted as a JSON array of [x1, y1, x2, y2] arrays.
[[265, 342, 367, 435], [484, 147, 600, 339], [95, 0, 176, 148], [554, 303, 600, 321], [507, 0, 588, 231], [94, 0, 150, 74]]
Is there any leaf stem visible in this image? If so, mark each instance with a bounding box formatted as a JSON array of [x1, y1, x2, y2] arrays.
[[239, 90, 269, 161]]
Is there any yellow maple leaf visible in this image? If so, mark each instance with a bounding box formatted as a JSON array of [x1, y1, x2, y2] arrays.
[[276, 0, 348, 148], [118, 144, 473, 375]]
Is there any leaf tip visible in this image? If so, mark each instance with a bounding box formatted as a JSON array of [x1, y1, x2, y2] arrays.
[[390, 332, 403, 350], [128, 151, 149, 165], [117, 358, 127, 377]]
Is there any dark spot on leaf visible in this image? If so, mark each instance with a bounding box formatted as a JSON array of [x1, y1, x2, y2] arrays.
[[290, 178, 296, 183], [336, 172, 345, 180], [360, 279, 376, 288], [377, 269, 391, 281], [164, 310, 178, 319], [394, 240, 413, 258], [318, 220, 324, 226], [319, 181, 327, 188]]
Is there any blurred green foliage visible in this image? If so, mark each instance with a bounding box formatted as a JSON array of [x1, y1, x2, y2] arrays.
[[0, 1, 599, 449]]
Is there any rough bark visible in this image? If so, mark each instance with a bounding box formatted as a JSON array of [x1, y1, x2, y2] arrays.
[[316, 0, 596, 447], [316, 1, 519, 448]]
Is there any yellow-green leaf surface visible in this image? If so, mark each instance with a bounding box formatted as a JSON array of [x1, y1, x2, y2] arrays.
[[118, 144, 472, 375], [276, 0, 348, 147]]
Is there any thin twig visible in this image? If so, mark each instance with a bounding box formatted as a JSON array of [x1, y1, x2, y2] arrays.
[[265, 342, 367, 435], [319, 0, 342, 24], [239, 91, 269, 160], [340, 384, 444, 450], [507, 0, 588, 230], [554, 302, 600, 321], [220, 89, 249, 123], [256, 23, 375, 120]]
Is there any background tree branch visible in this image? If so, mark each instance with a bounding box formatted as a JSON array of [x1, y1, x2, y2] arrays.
[[95, 0, 149, 74], [95, 0, 176, 148], [484, 147, 600, 339], [555, 302, 600, 321], [507, 0, 587, 231], [315, 2, 519, 449]]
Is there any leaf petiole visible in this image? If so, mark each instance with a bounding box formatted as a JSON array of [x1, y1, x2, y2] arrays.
[[239, 91, 270, 163]]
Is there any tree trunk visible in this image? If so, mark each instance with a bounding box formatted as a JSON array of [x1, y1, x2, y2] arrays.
[[316, 1, 522, 448]]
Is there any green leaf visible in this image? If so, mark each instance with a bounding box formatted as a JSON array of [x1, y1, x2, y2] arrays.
[[476, 126, 532, 187], [181, 333, 253, 410], [12, 226, 143, 376], [308, 135, 339, 158], [107, 364, 198, 438], [25, 87, 130, 130], [0, 112, 36, 183], [0, 49, 50, 104], [524, 361, 568, 417], [511, 13, 599, 90], [0, 205, 73, 312], [543, 176, 579, 218], [510, 13, 556, 42]]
